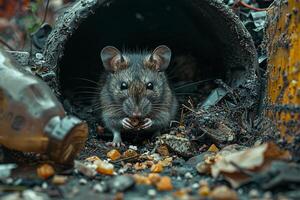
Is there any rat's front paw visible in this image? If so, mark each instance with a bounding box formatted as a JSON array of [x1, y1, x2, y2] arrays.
[[106, 138, 125, 147], [121, 118, 134, 129], [140, 118, 153, 130]]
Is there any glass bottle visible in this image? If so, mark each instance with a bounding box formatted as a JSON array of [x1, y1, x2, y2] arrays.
[[0, 50, 88, 164]]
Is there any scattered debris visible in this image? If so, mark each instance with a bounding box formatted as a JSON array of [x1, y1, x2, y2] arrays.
[[36, 164, 55, 180], [0, 164, 17, 179], [107, 149, 121, 161], [210, 185, 238, 200], [211, 142, 291, 188]]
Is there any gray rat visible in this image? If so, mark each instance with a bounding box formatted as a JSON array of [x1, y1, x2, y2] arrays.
[[99, 45, 178, 146]]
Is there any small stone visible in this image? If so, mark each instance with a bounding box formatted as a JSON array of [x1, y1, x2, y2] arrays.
[[22, 190, 44, 200], [249, 189, 259, 198], [41, 182, 48, 189], [151, 153, 162, 162], [184, 172, 193, 179], [210, 186, 238, 200], [93, 184, 104, 193], [192, 183, 199, 189], [263, 191, 272, 200], [96, 125, 104, 135], [147, 189, 157, 197], [129, 145, 137, 151], [79, 178, 87, 185], [198, 185, 210, 197], [109, 175, 135, 192]]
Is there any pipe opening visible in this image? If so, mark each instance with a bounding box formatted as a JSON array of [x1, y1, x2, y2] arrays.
[[56, 0, 257, 124]]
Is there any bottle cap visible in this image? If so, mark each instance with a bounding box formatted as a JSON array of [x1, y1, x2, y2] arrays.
[[44, 116, 88, 164]]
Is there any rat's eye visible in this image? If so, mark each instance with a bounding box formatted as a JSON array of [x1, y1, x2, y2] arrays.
[[120, 82, 128, 90], [146, 82, 154, 90]]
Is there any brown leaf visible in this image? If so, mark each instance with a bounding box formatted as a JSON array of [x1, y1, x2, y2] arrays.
[[211, 142, 291, 188]]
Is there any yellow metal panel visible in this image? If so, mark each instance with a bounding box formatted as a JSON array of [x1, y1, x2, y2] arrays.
[[265, 0, 300, 140]]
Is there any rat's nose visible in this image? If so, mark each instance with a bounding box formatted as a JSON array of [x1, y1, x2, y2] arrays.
[[132, 111, 142, 117]]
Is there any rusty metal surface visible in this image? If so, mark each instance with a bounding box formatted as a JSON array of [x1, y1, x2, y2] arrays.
[[264, 0, 300, 140]]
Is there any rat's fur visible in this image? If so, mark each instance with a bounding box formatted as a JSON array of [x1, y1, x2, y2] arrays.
[[99, 46, 178, 146]]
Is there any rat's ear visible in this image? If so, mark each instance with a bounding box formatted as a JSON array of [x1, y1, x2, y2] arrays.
[[145, 45, 171, 71], [101, 46, 128, 72]]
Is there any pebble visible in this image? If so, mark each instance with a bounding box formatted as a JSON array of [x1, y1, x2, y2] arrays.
[[109, 175, 135, 192], [41, 182, 48, 189], [147, 189, 157, 197], [184, 172, 193, 179], [129, 145, 138, 151], [79, 178, 87, 185], [93, 184, 105, 193], [22, 190, 44, 200], [249, 189, 260, 198], [263, 191, 272, 200], [192, 183, 199, 189]]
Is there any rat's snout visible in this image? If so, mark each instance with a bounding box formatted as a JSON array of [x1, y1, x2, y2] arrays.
[[123, 97, 152, 118]]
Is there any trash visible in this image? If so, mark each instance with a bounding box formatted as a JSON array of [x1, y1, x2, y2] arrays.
[[0, 50, 88, 164], [107, 149, 121, 161], [122, 149, 139, 158], [211, 143, 291, 188], [201, 88, 228, 109], [133, 174, 151, 185], [95, 160, 115, 175], [0, 164, 17, 179], [156, 176, 173, 191], [150, 163, 164, 173], [156, 144, 170, 156], [74, 160, 97, 178], [85, 156, 101, 163], [36, 164, 55, 180], [208, 144, 219, 153], [52, 175, 67, 185], [148, 173, 161, 184], [134, 162, 147, 171], [158, 134, 195, 157]]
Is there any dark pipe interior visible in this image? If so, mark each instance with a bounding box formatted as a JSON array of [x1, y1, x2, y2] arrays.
[[59, 0, 227, 117]]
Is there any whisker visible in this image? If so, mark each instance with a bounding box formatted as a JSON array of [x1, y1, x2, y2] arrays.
[[71, 77, 100, 85], [174, 79, 214, 91]]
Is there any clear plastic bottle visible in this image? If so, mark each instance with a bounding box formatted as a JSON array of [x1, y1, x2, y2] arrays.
[[0, 50, 88, 164]]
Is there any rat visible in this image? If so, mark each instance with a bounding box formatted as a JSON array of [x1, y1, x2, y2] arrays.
[[99, 45, 178, 147]]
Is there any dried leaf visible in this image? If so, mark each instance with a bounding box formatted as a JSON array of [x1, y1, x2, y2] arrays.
[[211, 142, 291, 188]]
